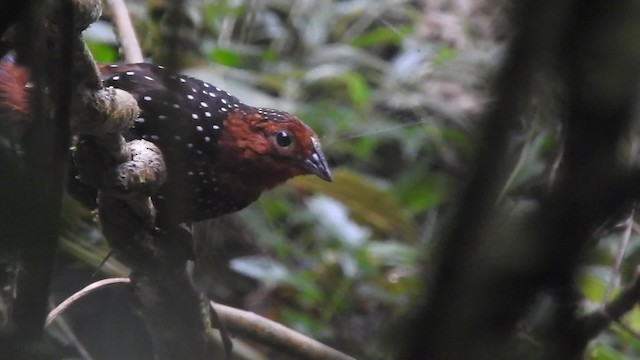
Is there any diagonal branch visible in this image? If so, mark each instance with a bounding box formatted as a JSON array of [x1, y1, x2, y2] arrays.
[[104, 0, 143, 63], [577, 266, 640, 344]]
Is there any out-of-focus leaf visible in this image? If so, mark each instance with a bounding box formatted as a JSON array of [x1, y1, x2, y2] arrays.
[[229, 255, 289, 283], [280, 308, 324, 337], [433, 46, 457, 66], [208, 48, 242, 67], [367, 241, 418, 267], [627, 307, 640, 333], [287, 270, 325, 306], [588, 343, 626, 360], [350, 25, 410, 48], [201, 2, 246, 30], [610, 321, 640, 353], [290, 168, 417, 241], [341, 72, 370, 109], [307, 195, 370, 247], [86, 41, 118, 63], [395, 169, 452, 213], [578, 268, 618, 303]]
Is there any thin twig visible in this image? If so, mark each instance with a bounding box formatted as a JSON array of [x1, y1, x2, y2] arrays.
[[602, 210, 635, 306], [210, 301, 357, 360], [91, 249, 116, 277], [45, 277, 131, 326], [209, 300, 233, 360], [497, 126, 534, 202], [47, 299, 95, 360], [104, 0, 143, 63]]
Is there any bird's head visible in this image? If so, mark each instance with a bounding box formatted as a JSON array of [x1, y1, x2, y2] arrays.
[[215, 107, 332, 192]]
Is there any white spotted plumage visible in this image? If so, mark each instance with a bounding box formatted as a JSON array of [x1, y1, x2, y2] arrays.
[[98, 62, 301, 222]]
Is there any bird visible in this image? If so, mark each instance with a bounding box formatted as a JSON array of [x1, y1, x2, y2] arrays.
[[0, 58, 332, 225]]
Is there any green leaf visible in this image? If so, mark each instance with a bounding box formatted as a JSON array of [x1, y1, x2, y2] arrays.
[[433, 46, 456, 66], [207, 48, 242, 67], [394, 170, 452, 212], [578, 270, 615, 303], [350, 25, 411, 48], [86, 41, 118, 63], [588, 343, 627, 360], [280, 308, 323, 336], [340, 72, 371, 109], [290, 168, 418, 241]]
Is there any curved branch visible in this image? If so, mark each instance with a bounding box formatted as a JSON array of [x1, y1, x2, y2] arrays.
[[45, 277, 356, 360], [211, 301, 357, 360], [45, 277, 131, 326]]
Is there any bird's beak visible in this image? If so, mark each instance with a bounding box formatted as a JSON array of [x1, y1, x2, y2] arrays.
[[303, 138, 332, 182]]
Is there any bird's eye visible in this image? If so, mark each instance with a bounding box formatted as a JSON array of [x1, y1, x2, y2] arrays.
[[275, 131, 292, 148]]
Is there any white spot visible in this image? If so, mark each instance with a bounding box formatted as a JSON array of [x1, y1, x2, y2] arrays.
[[203, 83, 210, 88], [179, 78, 186, 83], [144, 76, 154, 81], [200, 102, 208, 108], [126, 71, 135, 75], [172, 104, 180, 109], [112, 75, 120, 81], [187, 171, 194, 176], [158, 115, 167, 120], [212, 125, 220, 130], [108, 64, 118, 68], [209, 92, 216, 97], [204, 112, 211, 117], [198, 171, 205, 176], [192, 114, 199, 120], [196, 126, 203, 132], [157, 195, 165, 199], [187, 95, 194, 100], [187, 143, 194, 148], [221, 99, 227, 104], [158, 65, 165, 69], [174, 135, 181, 141], [151, 135, 159, 140], [136, 117, 145, 123], [220, 108, 228, 112], [204, 136, 210, 142], [143, 96, 152, 101]]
